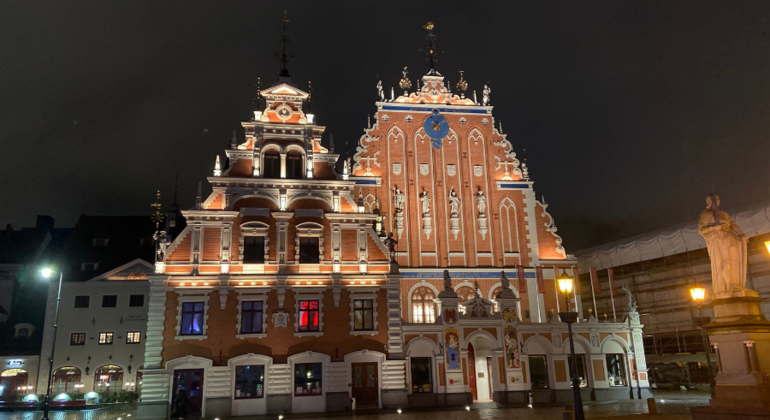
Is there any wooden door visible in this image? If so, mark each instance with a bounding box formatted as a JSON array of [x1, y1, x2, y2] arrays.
[[351, 362, 379, 408], [172, 369, 204, 418]]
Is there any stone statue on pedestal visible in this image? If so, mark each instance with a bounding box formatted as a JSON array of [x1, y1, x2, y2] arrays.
[[697, 194, 752, 297]]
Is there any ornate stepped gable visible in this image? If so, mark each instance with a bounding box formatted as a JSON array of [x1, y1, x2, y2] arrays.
[[159, 77, 391, 276], [351, 69, 568, 269]]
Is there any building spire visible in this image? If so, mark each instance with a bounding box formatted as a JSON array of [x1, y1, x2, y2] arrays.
[[422, 22, 440, 73], [277, 11, 292, 78], [195, 181, 203, 210]]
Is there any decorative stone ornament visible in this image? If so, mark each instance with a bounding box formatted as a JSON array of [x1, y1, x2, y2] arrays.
[[276, 104, 292, 121], [392, 163, 402, 175], [419, 163, 429, 176], [272, 311, 289, 328], [446, 164, 456, 176], [448, 187, 461, 239]]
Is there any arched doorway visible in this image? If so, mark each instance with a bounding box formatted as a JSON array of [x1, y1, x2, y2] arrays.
[[467, 333, 497, 402], [52, 367, 82, 395], [94, 365, 123, 393], [0, 369, 28, 400]]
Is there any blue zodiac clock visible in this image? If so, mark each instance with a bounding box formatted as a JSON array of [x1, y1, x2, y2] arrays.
[[424, 109, 448, 149]]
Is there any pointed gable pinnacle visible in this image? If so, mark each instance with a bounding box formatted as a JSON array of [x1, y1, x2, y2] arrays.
[[195, 181, 203, 210], [213, 156, 222, 177]]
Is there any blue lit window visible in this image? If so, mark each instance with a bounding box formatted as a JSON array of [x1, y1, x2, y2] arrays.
[[181, 302, 205, 335]]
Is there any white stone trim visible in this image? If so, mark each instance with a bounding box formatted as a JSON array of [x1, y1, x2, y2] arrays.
[[293, 291, 324, 337], [348, 292, 378, 336], [235, 292, 268, 339], [174, 294, 210, 340]]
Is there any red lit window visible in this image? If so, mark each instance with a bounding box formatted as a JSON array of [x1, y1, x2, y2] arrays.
[[298, 300, 319, 332]]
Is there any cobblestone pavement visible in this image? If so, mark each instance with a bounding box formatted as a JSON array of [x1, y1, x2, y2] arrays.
[[0, 390, 709, 420]]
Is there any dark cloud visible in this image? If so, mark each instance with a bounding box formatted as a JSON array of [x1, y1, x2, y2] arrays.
[[2, 1, 770, 251]]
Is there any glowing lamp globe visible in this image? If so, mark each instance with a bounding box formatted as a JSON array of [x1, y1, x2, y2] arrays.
[[689, 287, 706, 303], [556, 269, 574, 295], [41, 268, 53, 278]]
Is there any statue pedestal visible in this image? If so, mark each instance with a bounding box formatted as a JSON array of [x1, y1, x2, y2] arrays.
[[692, 296, 770, 419]]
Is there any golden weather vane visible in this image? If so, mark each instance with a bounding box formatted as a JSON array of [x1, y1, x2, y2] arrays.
[[151, 190, 164, 229]]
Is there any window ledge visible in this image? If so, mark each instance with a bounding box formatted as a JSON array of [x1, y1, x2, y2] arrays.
[[175, 335, 208, 341], [236, 333, 267, 339], [350, 330, 377, 336], [294, 331, 323, 337]]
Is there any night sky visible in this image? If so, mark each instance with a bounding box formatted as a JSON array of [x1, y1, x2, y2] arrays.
[[2, 1, 770, 251]]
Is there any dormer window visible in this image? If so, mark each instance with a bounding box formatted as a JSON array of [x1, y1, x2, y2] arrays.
[[286, 151, 303, 179], [264, 150, 281, 178]]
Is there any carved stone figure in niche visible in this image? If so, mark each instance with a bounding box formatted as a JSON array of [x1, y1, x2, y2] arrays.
[[393, 187, 406, 213], [420, 191, 431, 216], [343, 158, 351, 175], [476, 190, 486, 215], [697, 194, 751, 295], [448, 188, 461, 216]]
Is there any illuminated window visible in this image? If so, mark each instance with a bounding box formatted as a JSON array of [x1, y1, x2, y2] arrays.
[[298, 300, 319, 332], [70, 333, 86, 346], [411, 287, 436, 324], [180, 302, 205, 335], [294, 363, 322, 396], [410, 357, 432, 393], [98, 332, 114, 345], [126, 331, 142, 344], [353, 299, 374, 331], [606, 354, 627, 386], [240, 301, 264, 334], [235, 365, 265, 399]]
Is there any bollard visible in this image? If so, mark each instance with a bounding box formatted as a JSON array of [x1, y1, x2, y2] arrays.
[[563, 410, 575, 420], [647, 398, 657, 415], [565, 403, 574, 412]]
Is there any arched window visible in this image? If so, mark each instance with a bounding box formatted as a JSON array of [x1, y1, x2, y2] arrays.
[[1, 369, 28, 399], [263, 150, 280, 179], [94, 365, 123, 393], [286, 151, 303, 179], [51, 367, 81, 395], [411, 287, 436, 324]]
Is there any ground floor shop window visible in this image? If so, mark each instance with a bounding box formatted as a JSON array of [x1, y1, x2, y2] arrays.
[[235, 365, 264, 399], [51, 367, 81, 395], [294, 363, 322, 396], [94, 365, 123, 393], [410, 357, 432, 393], [568, 355, 588, 387], [606, 354, 627, 386], [0, 369, 28, 400], [529, 355, 549, 389]]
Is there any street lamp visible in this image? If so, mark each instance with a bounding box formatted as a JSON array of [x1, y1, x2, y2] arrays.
[[40, 267, 64, 420], [689, 286, 715, 397], [557, 269, 585, 420]]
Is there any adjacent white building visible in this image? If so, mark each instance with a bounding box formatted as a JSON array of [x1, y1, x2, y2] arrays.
[[38, 259, 153, 397]]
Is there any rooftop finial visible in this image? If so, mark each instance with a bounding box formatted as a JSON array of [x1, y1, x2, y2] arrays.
[[422, 22, 439, 73], [195, 181, 203, 210], [253, 77, 263, 111], [151, 190, 164, 230], [277, 11, 292, 78], [456, 71, 468, 98], [306, 80, 314, 112]]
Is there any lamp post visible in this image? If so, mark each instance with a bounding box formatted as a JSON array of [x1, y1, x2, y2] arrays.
[[557, 269, 585, 420], [689, 286, 715, 398], [40, 268, 63, 420]]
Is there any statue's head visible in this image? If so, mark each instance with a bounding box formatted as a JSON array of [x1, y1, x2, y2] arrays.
[[705, 194, 721, 208]]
